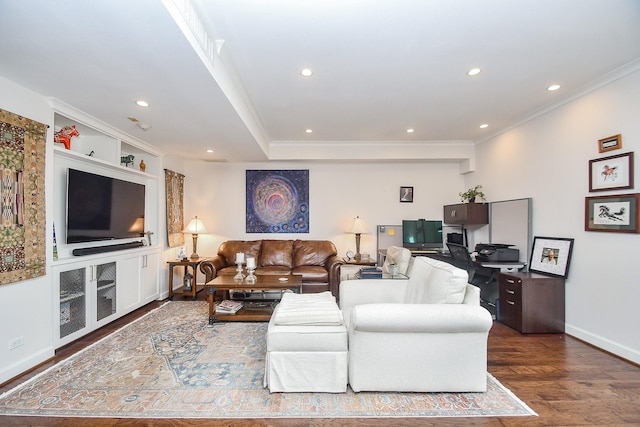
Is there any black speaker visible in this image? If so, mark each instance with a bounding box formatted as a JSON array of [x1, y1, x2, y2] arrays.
[[72, 241, 144, 256]]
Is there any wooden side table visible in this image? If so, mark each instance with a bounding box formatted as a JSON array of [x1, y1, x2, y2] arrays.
[[167, 257, 211, 301], [342, 257, 377, 266]]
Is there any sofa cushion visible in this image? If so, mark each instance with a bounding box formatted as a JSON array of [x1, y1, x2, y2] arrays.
[[256, 266, 292, 276], [292, 266, 329, 282], [217, 240, 262, 266], [293, 240, 337, 267], [404, 257, 469, 304], [260, 240, 294, 268], [272, 291, 343, 326], [217, 265, 238, 276]]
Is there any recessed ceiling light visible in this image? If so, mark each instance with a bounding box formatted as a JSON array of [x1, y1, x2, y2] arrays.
[[479, 124, 489, 129], [547, 84, 561, 91], [467, 68, 481, 76], [305, 129, 313, 134], [136, 100, 149, 107], [206, 149, 214, 153], [301, 68, 313, 77], [406, 128, 415, 133]]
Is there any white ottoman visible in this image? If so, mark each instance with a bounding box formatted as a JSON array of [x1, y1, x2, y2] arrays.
[[264, 291, 348, 393]]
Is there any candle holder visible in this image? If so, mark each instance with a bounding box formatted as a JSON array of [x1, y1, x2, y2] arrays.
[[233, 262, 245, 281], [245, 266, 256, 284]]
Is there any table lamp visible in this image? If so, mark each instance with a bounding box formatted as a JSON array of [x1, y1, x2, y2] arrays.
[[348, 216, 367, 260], [182, 216, 207, 259]]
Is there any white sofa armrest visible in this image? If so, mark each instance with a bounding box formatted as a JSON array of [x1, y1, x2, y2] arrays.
[[462, 283, 481, 305], [350, 303, 493, 333], [339, 279, 407, 327]]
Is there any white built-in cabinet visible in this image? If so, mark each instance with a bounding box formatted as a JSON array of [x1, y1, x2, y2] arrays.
[[54, 258, 118, 346], [50, 98, 163, 348], [117, 251, 160, 314], [140, 252, 161, 303]]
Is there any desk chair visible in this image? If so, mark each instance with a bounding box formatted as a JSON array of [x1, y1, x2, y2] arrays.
[[446, 243, 498, 316]]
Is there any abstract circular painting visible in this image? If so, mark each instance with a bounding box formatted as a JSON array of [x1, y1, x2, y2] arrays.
[[246, 170, 309, 233]]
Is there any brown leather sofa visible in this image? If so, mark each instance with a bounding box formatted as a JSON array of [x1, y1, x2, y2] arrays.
[[200, 239, 343, 295]]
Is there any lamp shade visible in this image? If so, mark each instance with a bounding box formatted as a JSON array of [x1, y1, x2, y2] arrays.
[[183, 216, 207, 234], [348, 216, 367, 234]]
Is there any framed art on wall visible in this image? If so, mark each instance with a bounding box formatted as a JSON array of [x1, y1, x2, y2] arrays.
[[529, 236, 574, 278], [0, 109, 47, 285], [598, 134, 622, 153], [246, 169, 309, 233], [585, 193, 640, 233], [400, 186, 413, 203], [589, 152, 634, 192]]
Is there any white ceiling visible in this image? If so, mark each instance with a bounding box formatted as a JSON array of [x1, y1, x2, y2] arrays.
[[1, 0, 640, 163]]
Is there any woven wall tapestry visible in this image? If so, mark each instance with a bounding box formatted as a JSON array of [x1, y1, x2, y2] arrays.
[[0, 109, 47, 285], [246, 169, 309, 233], [165, 169, 185, 248]]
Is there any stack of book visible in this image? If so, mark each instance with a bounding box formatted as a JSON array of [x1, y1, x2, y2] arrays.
[[215, 300, 243, 314], [359, 266, 383, 279]]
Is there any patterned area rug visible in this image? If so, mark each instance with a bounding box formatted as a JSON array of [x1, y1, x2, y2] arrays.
[[0, 302, 536, 419]]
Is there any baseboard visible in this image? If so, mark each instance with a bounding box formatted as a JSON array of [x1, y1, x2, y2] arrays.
[[0, 346, 54, 386], [565, 323, 640, 365]]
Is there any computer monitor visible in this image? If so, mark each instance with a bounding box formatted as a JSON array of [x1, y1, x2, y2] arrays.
[[402, 219, 443, 250]]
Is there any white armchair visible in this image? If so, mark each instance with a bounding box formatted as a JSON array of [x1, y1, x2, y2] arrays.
[[339, 256, 493, 392]]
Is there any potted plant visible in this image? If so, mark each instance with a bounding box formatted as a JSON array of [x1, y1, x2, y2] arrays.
[[459, 185, 485, 203]]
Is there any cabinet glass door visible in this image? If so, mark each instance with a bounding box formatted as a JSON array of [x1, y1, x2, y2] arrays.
[[95, 262, 116, 322], [59, 267, 86, 338]]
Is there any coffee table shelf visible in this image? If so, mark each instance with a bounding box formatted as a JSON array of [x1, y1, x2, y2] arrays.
[[205, 274, 302, 325]]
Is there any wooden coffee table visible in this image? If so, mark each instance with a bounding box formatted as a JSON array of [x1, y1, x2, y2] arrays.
[[204, 274, 303, 325]]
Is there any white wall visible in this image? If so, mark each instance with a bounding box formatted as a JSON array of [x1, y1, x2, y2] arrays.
[[179, 161, 467, 262], [469, 68, 640, 363], [0, 77, 55, 382]]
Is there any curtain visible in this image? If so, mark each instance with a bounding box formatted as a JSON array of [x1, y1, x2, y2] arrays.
[[164, 169, 185, 248]]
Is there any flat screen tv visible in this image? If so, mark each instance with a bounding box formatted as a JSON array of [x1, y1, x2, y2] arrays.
[[402, 219, 443, 250], [66, 168, 145, 244]]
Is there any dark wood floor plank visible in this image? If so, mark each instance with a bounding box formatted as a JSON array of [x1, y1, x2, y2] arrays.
[[1, 293, 639, 426]]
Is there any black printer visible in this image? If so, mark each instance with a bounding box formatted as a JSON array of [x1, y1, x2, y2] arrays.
[[474, 243, 520, 262]]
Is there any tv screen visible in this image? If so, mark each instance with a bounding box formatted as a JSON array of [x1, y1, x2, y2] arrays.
[[402, 219, 443, 250], [66, 169, 145, 244]]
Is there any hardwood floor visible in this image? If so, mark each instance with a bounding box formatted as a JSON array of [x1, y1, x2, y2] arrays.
[[1, 293, 639, 427]]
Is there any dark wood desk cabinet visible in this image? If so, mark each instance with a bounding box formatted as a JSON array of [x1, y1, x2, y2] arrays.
[[443, 203, 488, 225], [498, 272, 565, 334]]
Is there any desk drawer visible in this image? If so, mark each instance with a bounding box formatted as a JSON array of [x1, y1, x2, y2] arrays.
[[499, 275, 522, 331], [497, 272, 565, 334]]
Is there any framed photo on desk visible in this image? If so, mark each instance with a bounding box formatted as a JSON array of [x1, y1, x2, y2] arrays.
[[529, 236, 574, 278]]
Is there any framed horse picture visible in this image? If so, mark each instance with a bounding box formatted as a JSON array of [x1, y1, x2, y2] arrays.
[[585, 193, 640, 233], [588, 152, 634, 192]]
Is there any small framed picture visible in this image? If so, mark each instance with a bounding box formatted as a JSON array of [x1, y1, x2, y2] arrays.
[[598, 134, 622, 153], [529, 236, 574, 278], [589, 152, 634, 192], [400, 186, 413, 203], [585, 193, 640, 233]]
